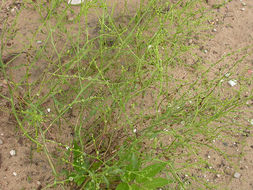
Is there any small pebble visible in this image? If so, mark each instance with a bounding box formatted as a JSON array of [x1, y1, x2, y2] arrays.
[[10, 149, 16, 156], [234, 172, 241, 178], [241, 8, 245, 11], [207, 155, 211, 159], [204, 50, 208, 53], [68, 0, 84, 5], [213, 28, 217, 32], [13, 172, 17, 176], [242, 2, 246, 6], [47, 108, 51, 113], [37, 181, 41, 185], [133, 129, 137, 133], [68, 17, 74, 21], [37, 40, 42, 44], [228, 80, 237, 87], [225, 72, 231, 77], [0, 139, 3, 145], [217, 174, 221, 178], [148, 45, 152, 49], [0, 133, 3, 136], [10, 8, 16, 15]]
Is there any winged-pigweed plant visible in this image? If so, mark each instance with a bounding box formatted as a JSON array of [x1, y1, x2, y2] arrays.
[[1, 0, 252, 189]]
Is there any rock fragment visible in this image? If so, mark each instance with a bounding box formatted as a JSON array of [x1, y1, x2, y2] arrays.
[[10, 150, 16, 156], [68, 0, 84, 5], [228, 80, 237, 87], [234, 172, 241, 179]]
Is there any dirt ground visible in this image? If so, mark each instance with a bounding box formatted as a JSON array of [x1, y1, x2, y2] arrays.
[[0, 0, 253, 189]]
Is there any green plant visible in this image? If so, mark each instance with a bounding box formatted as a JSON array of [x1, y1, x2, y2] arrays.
[[1, 0, 252, 189]]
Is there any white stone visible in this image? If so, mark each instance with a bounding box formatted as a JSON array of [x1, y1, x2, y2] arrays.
[[13, 172, 17, 176], [213, 28, 217, 32], [0, 139, 3, 145], [68, 0, 84, 5], [10, 8, 16, 15], [148, 45, 152, 49], [37, 40, 42, 44], [234, 172, 241, 178], [228, 80, 237, 87], [249, 119, 253, 125], [217, 174, 221, 178], [242, 2, 246, 6], [10, 150, 16, 156], [133, 129, 137, 133], [47, 108, 51, 113], [204, 50, 208, 53], [241, 8, 245, 11]]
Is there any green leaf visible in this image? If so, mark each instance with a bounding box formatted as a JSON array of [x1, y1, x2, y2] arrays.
[[103, 175, 110, 188], [131, 152, 139, 171], [142, 178, 168, 189], [130, 184, 141, 190], [127, 152, 139, 171], [116, 183, 129, 190], [136, 162, 166, 183]]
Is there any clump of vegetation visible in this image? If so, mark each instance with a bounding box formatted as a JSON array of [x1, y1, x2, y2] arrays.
[[1, 0, 252, 189]]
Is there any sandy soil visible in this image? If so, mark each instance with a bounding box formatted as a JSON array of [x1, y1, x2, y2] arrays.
[[0, 0, 252, 189]]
